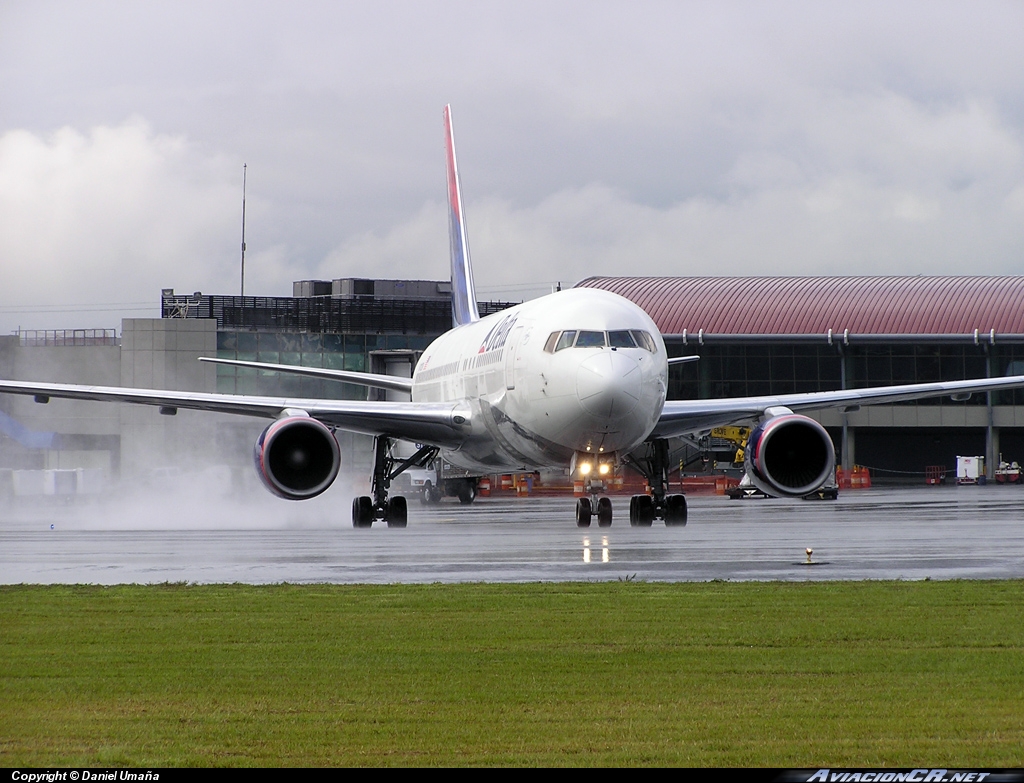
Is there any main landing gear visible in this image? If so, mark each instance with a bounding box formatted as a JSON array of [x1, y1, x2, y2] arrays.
[[622, 438, 688, 527], [352, 436, 438, 528]]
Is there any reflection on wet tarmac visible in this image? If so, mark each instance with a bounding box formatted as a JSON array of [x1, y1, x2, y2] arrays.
[[581, 537, 610, 564], [3, 488, 1024, 584]]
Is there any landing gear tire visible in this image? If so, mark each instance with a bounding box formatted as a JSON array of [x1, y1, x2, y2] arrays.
[[629, 495, 654, 526], [576, 497, 593, 527], [352, 495, 374, 528], [597, 496, 613, 527], [664, 494, 687, 526], [387, 496, 408, 528]]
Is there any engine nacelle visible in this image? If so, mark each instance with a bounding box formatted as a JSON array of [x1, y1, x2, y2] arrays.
[[253, 416, 340, 500], [743, 413, 835, 498]]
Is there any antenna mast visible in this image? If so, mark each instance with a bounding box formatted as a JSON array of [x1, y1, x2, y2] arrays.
[[240, 163, 247, 297]]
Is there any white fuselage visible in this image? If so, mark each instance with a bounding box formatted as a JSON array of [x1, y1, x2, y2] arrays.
[[411, 288, 668, 472]]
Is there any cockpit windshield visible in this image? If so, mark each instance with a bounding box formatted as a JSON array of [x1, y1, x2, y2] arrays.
[[608, 330, 636, 348], [544, 329, 657, 353], [630, 330, 657, 352], [554, 331, 577, 351], [575, 331, 606, 348]]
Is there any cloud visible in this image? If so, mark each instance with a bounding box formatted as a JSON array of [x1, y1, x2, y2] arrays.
[[2, 86, 1022, 336], [317, 201, 448, 282], [0, 119, 240, 332], [2, 4, 1024, 330], [321, 92, 1024, 289]]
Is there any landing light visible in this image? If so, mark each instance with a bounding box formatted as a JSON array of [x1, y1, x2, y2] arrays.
[[579, 462, 593, 476], [598, 463, 611, 476]]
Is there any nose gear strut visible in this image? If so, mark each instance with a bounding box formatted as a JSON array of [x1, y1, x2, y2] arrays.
[[573, 451, 616, 528]]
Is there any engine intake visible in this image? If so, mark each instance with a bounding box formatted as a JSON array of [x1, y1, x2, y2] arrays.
[[254, 416, 340, 500], [743, 414, 835, 497]]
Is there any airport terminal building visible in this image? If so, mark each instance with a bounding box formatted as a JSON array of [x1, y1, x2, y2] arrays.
[[581, 276, 1024, 478], [4, 274, 1024, 487]]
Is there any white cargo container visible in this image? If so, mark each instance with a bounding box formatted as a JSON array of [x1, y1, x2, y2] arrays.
[[956, 456, 985, 485]]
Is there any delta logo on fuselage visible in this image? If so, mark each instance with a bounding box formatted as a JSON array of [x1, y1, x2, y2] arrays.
[[478, 313, 518, 354]]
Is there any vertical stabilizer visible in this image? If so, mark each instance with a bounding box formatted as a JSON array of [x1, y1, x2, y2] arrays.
[[444, 105, 481, 327]]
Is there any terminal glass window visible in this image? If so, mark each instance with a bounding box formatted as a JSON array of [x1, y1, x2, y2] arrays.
[[665, 344, 844, 401], [664, 342, 997, 405], [1001, 350, 1024, 405], [214, 329, 433, 400], [849, 345, 988, 405]]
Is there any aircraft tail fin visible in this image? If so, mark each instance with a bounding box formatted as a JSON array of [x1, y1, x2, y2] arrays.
[[444, 105, 481, 327]]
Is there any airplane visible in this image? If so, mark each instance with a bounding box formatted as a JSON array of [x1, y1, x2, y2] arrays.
[[5, 104, 1024, 529]]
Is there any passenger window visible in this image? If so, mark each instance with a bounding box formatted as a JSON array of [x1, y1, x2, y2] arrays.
[[608, 330, 636, 348], [555, 331, 577, 351], [630, 330, 656, 352], [544, 332, 560, 353], [575, 331, 606, 348]]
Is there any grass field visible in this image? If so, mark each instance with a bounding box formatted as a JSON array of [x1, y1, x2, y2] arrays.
[[2, 581, 1023, 766]]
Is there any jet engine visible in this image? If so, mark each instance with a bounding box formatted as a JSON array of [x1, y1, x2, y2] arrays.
[[743, 413, 835, 498], [253, 415, 341, 500]]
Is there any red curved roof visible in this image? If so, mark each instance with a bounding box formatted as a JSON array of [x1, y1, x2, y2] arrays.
[[575, 276, 1024, 336]]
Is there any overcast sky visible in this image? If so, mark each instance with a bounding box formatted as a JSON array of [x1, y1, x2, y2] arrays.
[[1, 1, 1022, 333]]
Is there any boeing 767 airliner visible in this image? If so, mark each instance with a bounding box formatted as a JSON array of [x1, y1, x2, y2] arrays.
[[5, 106, 1024, 528]]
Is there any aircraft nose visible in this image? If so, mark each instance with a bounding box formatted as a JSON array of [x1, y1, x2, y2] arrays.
[[576, 351, 642, 419]]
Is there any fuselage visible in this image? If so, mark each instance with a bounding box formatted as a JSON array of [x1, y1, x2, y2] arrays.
[[411, 288, 668, 472]]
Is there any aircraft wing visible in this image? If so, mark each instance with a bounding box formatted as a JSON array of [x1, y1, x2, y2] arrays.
[[197, 357, 414, 394], [0, 379, 467, 448], [652, 374, 1024, 439]]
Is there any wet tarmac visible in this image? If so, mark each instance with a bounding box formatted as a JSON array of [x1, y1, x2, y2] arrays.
[[2, 486, 1024, 584]]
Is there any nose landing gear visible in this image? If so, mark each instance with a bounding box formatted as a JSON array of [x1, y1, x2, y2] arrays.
[[352, 436, 438, 528], [575, 460, 616, 528], [574, 494, 614, 527]]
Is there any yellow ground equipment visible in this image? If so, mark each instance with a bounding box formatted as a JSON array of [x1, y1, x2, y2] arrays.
[[709, 425, 751, 466]]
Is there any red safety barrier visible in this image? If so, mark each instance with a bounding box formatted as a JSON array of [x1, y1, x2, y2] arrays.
[[848, 466, 871, 489]]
